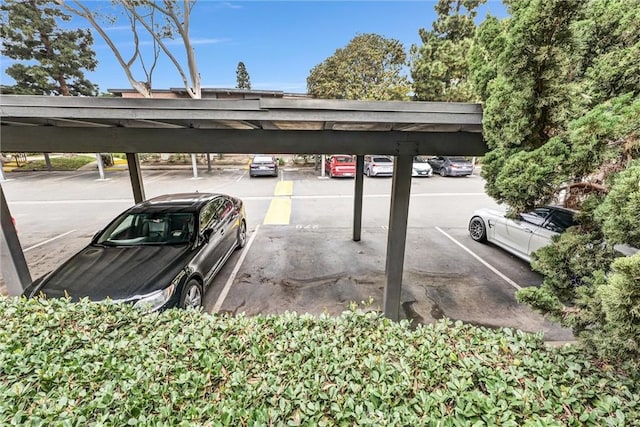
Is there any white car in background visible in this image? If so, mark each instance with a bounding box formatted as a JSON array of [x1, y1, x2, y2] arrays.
[[468, 205, 577, 263], [364, 155, 394, 177], [412, 156, 433, 177]]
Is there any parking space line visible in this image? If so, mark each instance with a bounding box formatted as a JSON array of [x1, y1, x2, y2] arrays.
[[212, 224, 260, 313], [263, 198, 292, 224], [24, 229, 77, 252], [435, 226, 522, 291], [274, 181, 293, 196]]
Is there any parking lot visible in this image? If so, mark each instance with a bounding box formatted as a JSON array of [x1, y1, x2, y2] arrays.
[[1, 165, 573, 341]]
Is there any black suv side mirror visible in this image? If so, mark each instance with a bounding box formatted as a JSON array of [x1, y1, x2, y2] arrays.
[[201, 228, 213, 243]]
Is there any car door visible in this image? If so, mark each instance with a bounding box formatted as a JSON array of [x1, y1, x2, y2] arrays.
[[193, 198, 227, 283], [325, 156, 333, 174], [217, 198, 238, 255], [429, 156, 445, 172], [528, 208, 576, 255], [500, 208, 551, 258]]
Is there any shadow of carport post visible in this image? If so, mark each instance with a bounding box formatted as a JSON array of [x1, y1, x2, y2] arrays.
[[383, 154, 413, 321]]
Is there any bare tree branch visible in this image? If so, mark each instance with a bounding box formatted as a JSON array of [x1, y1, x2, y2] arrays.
[[121, 0, 199, 98], [56, 0, 152, 97]]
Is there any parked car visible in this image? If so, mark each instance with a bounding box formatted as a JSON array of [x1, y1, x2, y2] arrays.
[[428, 156, 474, 177], [23, 193, 247, 311], [412, 156, 433, 177], [249, 155, 278, 177], [364, 155, 394, 177], [325, 154, 356, 178], [468, 205, 577, 263]]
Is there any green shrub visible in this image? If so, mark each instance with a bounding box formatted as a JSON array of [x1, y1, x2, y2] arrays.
[[14, 155, 95, 171], [1, 297, 639, 425]]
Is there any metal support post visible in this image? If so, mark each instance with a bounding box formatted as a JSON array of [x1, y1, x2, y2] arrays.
[[383, 154, 413, 321], [321, 154, 326, 177], [353, 155, 364, 242], [44, 153, 53, 171], [0, 184, 32, 295], [206, 153, 212, 172], [191, 153, 198, 178], [126, 153, 145, 203], [96, 153, 105, 180]]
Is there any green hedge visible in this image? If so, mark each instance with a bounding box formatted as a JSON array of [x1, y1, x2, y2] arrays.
[[1, 297, 639, 426]]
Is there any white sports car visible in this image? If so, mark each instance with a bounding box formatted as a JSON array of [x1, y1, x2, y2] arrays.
[[468, 206, 577, 263]]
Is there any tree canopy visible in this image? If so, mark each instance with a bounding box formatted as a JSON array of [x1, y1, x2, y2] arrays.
[[0, 0, 98, 96], [467, 0, 640, 362], [306, 33, 411, 101], [236, 61, 251, 90], [411, 0, 485, 102]]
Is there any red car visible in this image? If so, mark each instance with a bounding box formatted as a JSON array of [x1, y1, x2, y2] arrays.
[[325, 155, 356, 178]]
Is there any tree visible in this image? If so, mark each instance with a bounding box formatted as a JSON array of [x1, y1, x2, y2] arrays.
[[0, 0, 98, 96], [236, 61, 251, 90], [307, 33, 411, 101], [473, 0, 640, 362], [411, 0, 485, 102], [57, 0, 200, 99]]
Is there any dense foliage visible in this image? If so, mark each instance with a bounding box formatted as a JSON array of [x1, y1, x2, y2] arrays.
[[236, 61, 251, 90], [2, 297, 640, 425], [0, 0, 98, 96], [411, 0, 484, 102], [306, 33, 411, 101], [466, 0, 640, 361]]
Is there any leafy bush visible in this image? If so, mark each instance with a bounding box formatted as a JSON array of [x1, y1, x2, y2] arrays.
[[2, 297, 639, 426], [14, 155, 95, 171]]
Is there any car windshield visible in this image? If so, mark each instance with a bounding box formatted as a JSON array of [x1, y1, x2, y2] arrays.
[[334, 156, 354, 163], [253, 156, 274, 163], [97, 212, 196, 246], [373, 157, 392, 163], [413, 156, 428, 163], [449, 157, 469, 163]]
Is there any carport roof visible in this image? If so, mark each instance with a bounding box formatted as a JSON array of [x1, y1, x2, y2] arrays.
[[1, 95, 485, 156]]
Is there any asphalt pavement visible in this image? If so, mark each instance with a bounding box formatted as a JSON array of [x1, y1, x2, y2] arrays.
[[1, 166, 573, 342]]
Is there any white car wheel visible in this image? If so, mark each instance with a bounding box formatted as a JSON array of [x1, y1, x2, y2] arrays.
[[469, 217, 487, 242]]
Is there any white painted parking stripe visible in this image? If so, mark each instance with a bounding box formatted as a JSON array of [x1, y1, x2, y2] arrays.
[[10, 199, 133, 205], [24, 229, 77, 252], [435, 226, 523, 291], [212, 224, 260, 313]]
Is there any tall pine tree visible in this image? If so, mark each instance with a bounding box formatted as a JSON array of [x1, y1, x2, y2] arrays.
[[0, 0, 98, 96], [236, 61, 251, 90], [411, 0, 485, 102]]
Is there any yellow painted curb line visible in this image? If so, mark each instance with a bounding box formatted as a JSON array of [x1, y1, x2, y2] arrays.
[[274, 181, 293, 196], [263, 198, 292, 225]]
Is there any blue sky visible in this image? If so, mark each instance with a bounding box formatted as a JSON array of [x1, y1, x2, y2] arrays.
[[1, 1, 507, 94]]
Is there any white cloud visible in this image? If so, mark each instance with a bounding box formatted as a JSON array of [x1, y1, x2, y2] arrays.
[[219, 2, 243, 9], [104, 25, 132, 32]]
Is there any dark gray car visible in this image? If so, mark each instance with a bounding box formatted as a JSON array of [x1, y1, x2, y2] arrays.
[[249, 155, 279, 177], [427, 156, 474, 177]]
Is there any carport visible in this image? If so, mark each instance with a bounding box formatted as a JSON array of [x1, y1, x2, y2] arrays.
[[0, 95, 484, 320]]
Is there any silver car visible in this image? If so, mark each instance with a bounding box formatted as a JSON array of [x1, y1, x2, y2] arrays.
[[364, 155, 394, 177], [468, 206, 577, 263]]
